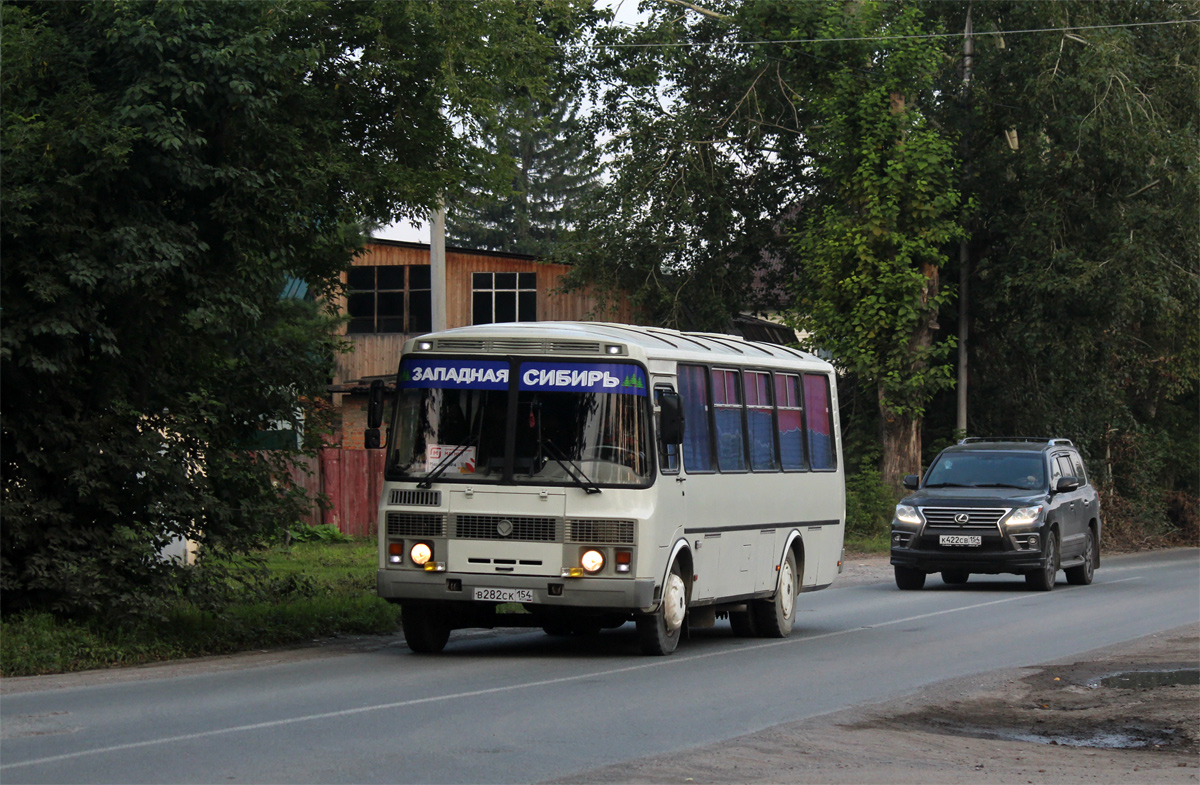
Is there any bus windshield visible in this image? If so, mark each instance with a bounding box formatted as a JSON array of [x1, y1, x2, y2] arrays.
[[388, 358, 651, 487]]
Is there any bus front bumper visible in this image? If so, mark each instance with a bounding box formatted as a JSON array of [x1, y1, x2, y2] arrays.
[[377, 569, 657, 611]]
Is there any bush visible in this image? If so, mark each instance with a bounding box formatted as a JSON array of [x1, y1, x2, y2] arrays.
[[845, 468, 897, 550]]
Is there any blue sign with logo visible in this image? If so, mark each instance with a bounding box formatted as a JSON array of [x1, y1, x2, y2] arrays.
[[399, 359, 510, 390], [519, 362, 648, 396]]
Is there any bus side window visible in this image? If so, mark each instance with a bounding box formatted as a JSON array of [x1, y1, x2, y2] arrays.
[[654, 386, 680, 473], [804, 373, 836, 470], [678, 364, 714, 473], [775, 373, 807, 471], [712, 368, 747, 472], [744, 370, 778, 471]]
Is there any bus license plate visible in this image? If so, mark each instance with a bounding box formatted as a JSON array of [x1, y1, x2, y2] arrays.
[[474, 587, 534, 603], [940, 535, 981, 546]]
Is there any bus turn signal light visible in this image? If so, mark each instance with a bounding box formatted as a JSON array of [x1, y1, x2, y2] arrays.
[[615, 549, 632, 573]]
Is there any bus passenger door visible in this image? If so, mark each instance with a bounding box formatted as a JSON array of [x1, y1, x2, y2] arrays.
[[653, 384, 693, 592]]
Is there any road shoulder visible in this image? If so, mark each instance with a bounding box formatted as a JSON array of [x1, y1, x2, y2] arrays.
[[552, 622, 1200, 784]]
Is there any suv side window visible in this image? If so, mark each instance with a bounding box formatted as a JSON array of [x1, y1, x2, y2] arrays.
[[1070, 452, 1088, 485], [1054, 454, 1076, 482], [1050, 454, 1064, 485]]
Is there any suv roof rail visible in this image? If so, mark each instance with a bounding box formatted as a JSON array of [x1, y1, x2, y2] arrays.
[[958, 436, 1074, 447]]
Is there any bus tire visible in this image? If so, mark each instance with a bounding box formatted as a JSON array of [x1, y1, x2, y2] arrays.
[[637, 561, 687, 655], [401, 601, 451, 654], [753, 549, 798, 638], [729, 608, 758, 637]]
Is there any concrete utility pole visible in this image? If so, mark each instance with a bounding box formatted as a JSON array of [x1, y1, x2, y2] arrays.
[[956, 6, 973, 436], [430, 200, 447, 333]]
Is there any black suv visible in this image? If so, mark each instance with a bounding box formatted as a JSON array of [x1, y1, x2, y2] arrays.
[[890, 438, 1101, 591]]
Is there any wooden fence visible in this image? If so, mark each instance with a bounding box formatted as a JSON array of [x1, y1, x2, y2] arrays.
[[287, 448, 386, 538]]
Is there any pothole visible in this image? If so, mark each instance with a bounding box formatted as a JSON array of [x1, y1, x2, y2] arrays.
[[1089, 668, 1200, 690]]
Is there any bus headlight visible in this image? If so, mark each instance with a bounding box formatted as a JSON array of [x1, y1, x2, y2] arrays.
[[1005, 505, 1043, 526], [410, 542, 433, 566], [388, 542, 404, 564], [894, 504, 922, 525], [580, 549, 605, 573]]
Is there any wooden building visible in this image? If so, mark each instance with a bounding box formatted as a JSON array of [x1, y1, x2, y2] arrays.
[[328, 238, 636, 450]]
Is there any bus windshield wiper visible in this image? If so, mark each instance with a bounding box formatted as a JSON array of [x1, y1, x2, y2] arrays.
[[417, 438, 476, 489], [544, 440, 601, 495]]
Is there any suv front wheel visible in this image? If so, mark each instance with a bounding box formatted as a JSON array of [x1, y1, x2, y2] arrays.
[[1025, 530, 1059, 591], [895, 565, 926, 590]]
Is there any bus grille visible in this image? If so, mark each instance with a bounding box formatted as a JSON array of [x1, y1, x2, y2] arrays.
[[567, 519, 635, 544], [387, 512, 446, 537], [920, 507, 1007, 530], [454, 514, 560, 542], [388, 489, 441, 507]]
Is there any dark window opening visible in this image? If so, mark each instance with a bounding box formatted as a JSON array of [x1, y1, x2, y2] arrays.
[[347, 265, 431, 334], [472, 272, 537, 325]]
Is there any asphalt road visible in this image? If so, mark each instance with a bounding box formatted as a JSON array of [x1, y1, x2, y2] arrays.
[[2, 549, 1196, 784]]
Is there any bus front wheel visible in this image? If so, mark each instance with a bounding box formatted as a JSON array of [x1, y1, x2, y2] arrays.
[[754, 549, 798, 638], [401, 601, 451, 654], [637, 562, 687, 655]]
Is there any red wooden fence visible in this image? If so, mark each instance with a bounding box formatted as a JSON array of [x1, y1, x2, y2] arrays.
[[288, 448, 386, 538]]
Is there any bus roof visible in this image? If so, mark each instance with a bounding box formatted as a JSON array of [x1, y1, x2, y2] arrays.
[[403, 321, 833, 372]]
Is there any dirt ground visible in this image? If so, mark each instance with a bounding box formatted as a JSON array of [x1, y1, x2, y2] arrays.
[[556, 554, 1200, 785]]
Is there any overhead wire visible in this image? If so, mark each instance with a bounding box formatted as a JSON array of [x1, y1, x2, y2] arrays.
[[590, 19, 1198, 49]]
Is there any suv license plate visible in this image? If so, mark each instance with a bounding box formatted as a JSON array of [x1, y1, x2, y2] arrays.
[[940, 535, 982, 546], [473, 587, 534, 603]]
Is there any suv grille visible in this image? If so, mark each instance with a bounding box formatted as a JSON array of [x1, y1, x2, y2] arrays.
[[921, 507, 1008, 530], [387, 512, 446, 537], [454, 514, 560, 542], [566, 519, 635, 544]]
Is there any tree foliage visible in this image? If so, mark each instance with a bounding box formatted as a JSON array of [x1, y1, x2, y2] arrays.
[[447, 86, 603, 257], [784, 2, 965, 485], [575, 0, 1196, 531], [929, 0, 1199, 529], [0, 0, 585, 618], [563, 1, 804, 328]]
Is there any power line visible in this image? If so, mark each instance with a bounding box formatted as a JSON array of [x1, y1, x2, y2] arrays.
[[592, 18, 1198, 49]]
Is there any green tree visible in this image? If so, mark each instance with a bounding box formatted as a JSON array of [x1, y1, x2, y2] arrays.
[[940, 0, 1199, 530], [785, 2, 965, 487], [1, 0, 583, 618], [563, 0, 805, 328], [447, 86, 602, 256]]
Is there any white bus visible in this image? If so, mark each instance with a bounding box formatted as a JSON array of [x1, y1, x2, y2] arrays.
[[369, 322, 845, 655]]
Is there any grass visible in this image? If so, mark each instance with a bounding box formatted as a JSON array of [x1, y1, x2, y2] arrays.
[[1, 540, 400, 678]]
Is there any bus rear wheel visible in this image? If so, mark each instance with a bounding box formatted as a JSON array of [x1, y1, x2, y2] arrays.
[[401, 601, 451, 654], [754, 549, 798, 638], [637, 562, 687, 655]]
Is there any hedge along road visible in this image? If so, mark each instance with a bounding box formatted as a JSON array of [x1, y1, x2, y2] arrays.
[[1, 549, 1196, 785]]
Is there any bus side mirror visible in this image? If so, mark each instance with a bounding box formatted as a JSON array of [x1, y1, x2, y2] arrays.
[[365, 379, 385, 449], [658, 391, 685, 444], [367, 379, 385, 429]]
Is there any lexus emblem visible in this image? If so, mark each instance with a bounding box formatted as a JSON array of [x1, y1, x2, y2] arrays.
[[954, 513, 970, 524], [497, 519, 514, 537]]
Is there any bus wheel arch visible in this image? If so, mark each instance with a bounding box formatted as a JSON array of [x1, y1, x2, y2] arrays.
[[637, 547, 692, 656], [754, 541, 801, 638]]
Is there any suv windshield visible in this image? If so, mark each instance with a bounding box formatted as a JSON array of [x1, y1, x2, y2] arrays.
[[388, 358, 651, 487], [924, 451, 1046, 490]]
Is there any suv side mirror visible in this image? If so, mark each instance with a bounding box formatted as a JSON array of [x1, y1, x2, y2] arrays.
[[1055, 476, 1080, 493], [658, 391, 685, 445], [902, 474, 921, 490]]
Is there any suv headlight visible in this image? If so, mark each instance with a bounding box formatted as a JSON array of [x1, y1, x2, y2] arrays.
[[894, 504, 922, 525], [1005, 505, 1043, 526]]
